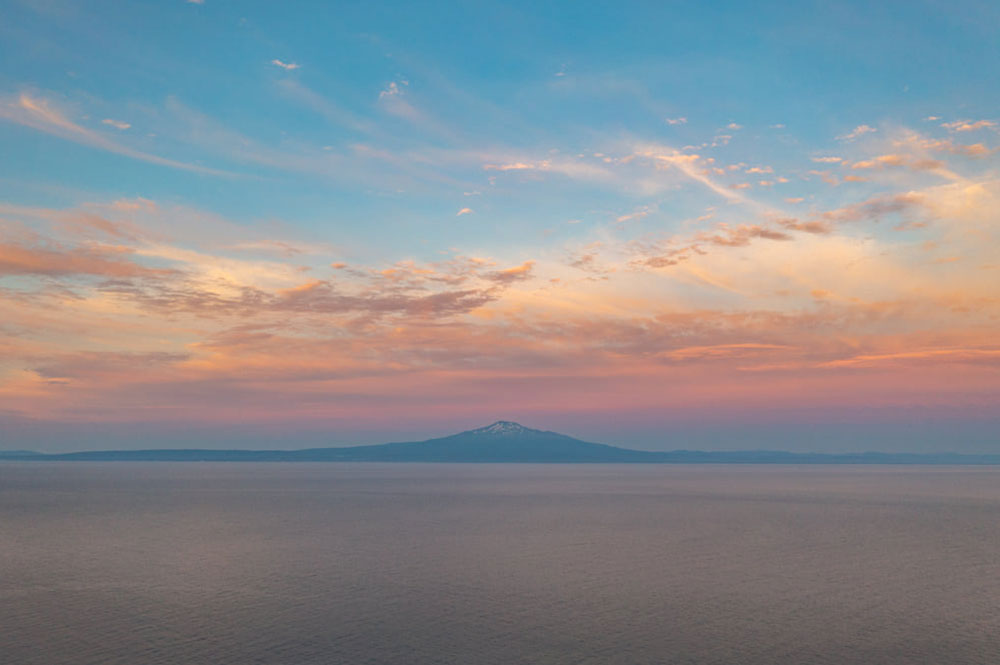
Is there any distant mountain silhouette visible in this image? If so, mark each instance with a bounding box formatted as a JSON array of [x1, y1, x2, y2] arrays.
[[290, 421, 665, 462], [4, 421, 1000, 464]]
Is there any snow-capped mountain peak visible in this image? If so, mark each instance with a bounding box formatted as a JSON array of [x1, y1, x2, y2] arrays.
[[469, 421, 534, 436]]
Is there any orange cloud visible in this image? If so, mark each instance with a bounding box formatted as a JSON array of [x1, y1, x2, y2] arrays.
[[838, 124, 877, 141], [0, 241, 169, 277], [820, 348, 1000, 368], [485, 261, 535, 284], [851, 154, 906, 169], [660, 343, 794, 361], [3, 150, 1000, 434], [776, 218, 833, 234], [696, 224, 791, 246], [941, 119, 996, 132]]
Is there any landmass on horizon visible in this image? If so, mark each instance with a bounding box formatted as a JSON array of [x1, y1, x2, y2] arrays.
[[4, 421, 999, 465]]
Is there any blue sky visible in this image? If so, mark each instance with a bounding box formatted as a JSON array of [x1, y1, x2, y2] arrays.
[[1, 0, 999, 451]]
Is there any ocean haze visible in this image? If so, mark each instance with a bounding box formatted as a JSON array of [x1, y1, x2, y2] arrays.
[[2, 463, 999, 664]]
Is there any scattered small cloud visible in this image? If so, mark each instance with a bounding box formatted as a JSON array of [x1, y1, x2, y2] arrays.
[[851, 154, 941, 171], [379, 80, 406, 99], [665, 117, 687, 125], [271, 59, 300, 71], [899, 135, 993, 158], [838, 124, 877, 141], [807, 170, 840, 186], [483, 162, 536, 171], [851, 155, 904, 169], [616, 206, 652, 223], [941, 119, 996, 132], [726, 122, 743, 130], [456, 207, 473, 216], [485, 261, 534, 284], [695, 223, 792, 246], [811, 156, 843, 163], [101, 118, 130, 130]]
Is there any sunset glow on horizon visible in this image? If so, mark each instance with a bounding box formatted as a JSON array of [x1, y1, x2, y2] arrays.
[[2, 1, 998, 452]]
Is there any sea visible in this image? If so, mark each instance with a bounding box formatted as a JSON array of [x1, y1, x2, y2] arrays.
[[1, 462, 998, 664]]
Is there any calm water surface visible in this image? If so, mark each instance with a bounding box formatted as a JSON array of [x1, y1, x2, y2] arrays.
[[2, 463, 998, 664]]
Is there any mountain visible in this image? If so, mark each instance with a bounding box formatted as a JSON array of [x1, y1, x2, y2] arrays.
[[4, 421, 1000, 463], [34, 421, 664, 463], [290, 421, 666, 462]]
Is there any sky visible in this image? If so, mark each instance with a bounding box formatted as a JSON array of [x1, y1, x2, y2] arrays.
[[1, 0, 999, 453]]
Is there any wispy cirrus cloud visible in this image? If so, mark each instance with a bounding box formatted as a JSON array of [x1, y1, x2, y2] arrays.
[[631, 144, 749, 203], [274, 79, 375, 135], [0, 93, 232, 175]]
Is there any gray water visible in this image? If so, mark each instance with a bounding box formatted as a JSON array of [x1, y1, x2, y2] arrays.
[[1, 463, 998, 664]]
